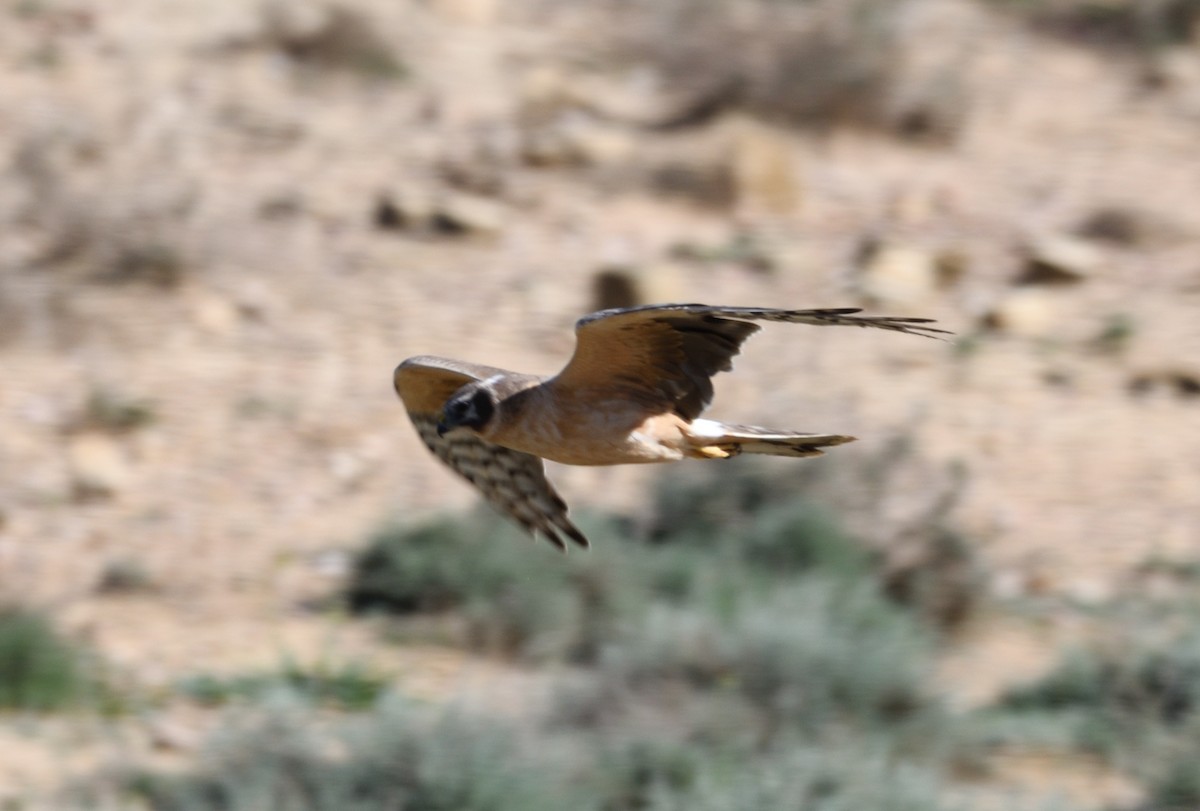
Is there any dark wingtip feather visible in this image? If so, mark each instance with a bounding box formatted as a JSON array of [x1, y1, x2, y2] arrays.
[[563, 523, 590, 549], [541, 530, 568, 552], [870, 318, 955, 341]]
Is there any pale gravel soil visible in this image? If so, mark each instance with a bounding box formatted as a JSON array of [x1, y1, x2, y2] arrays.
[[0, 0, 1198, 805]]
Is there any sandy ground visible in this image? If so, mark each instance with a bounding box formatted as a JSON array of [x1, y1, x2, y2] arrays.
[[1, 0, 1199, 805]]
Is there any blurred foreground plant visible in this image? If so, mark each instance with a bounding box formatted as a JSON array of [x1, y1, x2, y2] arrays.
[[983, 624, 1200, 810], [0, 607, 95, 712], [107, 691, 959, 811]]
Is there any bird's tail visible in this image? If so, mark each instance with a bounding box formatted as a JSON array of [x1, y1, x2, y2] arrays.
[[683, 419, 856, 459]]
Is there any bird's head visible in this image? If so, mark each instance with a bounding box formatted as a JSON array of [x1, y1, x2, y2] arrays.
[[437, 383, 497, 437]]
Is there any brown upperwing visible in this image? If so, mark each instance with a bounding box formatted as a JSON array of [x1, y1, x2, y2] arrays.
[[552, 304, 950, 420], [551, 305, 762, 421]]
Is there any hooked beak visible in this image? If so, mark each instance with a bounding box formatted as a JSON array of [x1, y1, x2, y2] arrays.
[[436, 412, 465, 437]]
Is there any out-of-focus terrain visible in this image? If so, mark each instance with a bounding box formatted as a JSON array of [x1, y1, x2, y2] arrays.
[[1, 0, 1199, 807]]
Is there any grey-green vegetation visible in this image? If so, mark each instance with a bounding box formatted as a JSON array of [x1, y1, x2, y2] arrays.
[[986, 627, 1200, 810], [985, 0, 1200, 51], [84, 459, 1200, 810], [0, 606, 97, 712], [110, 460, 969, 810], [177, 660, 391, 711]]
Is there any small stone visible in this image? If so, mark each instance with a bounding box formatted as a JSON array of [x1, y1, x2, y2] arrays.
[[518, 65, 571, 115], [591, 263, 687, 312], [437, 156, 507, 198], [567, 123, 636, 166], [934, 249, 969, 289], [263, 2, 403, 77], [730, 120, 801, 215], [888, 188, 936, 226], [311, 549, 351, 578], [68, 433, 131, 500], [991, 568, 1029, 600], [190, 293, 239, 337], [1076, 207, 1146, 245], [374, 188, 435, 231], [592, 268, 638, 311], [430, 0, 498, 25], [1064, 577, 1113, 606], [329, 449, 375, 490], [96, 558, 156, 595], [261, 0, 329, 43], [232, 278, 276, 322], [859, 243, 939, 306], [648, 159, 736, 209], [983, 288, 1063, 338], [1143, 48, 1200, 90], [431, 193, 506, 237], [1020, 234, 1105, 285], [1128, 368, 1200, 399], [147, 717, 200, 753], [519, 127, 578, 168]]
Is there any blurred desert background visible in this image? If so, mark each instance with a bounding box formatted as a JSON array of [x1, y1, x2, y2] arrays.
[[1, 0, 1199, 808]]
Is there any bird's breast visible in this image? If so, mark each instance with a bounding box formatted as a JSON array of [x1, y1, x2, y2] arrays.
[[490, 387, 682, 466]]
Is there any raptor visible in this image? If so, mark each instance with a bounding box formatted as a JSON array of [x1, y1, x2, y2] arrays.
[[394, 304, 947, 550]]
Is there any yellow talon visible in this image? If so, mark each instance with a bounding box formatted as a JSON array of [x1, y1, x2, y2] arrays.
[[695, 445, 737, 459]]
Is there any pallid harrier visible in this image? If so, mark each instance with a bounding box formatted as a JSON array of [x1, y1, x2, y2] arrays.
[[394, 304, 947, 550]]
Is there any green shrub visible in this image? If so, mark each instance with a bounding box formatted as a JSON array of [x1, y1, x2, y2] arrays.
[[643, 455, 978, 630], [1149, 751, 1200, 811], [178, 660, 390, 711], [642, 464, 874, 587], [999, 633, 1200, 727], [346, 515, 503, 614], [117, 695, 957, 811], [0, 607, 91, 712], [346, 513, 640, 662], [345, 458, 950, 677], [735, 501, 867, 577], [115, 465, 965, 811], [999, 651, 1114, 714], [989, 628, 1200, 789], [643, 462, 821, 548], [126, 696, 572, 811], [586, 738, 707, 811], [602, 577, 931, 731], [346, 490, 885, 667], [644, 738, 957, 811]]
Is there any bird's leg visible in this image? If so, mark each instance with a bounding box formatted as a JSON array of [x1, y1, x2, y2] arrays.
[[692, 444, 743, 459]]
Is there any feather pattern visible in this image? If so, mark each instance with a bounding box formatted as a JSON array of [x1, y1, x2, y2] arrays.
[[394, 357, 587, 550], [410, 415, 587, 550]]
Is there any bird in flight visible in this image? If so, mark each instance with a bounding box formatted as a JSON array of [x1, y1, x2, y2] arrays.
[[394, 304, 948, 550]]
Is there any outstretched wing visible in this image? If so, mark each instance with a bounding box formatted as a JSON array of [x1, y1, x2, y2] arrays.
[[552, 304, 949, 420], [393, 356, 588, 550]]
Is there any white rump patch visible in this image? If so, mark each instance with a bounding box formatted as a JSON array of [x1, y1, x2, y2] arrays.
[[687, 419, 728, 440]]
